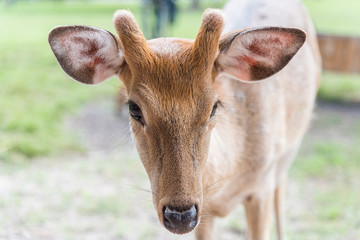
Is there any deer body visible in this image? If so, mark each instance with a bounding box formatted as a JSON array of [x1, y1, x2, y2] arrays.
[[198, 1, 321, 239], [49, 0, 320, 239], [204, 0, 321, 216]]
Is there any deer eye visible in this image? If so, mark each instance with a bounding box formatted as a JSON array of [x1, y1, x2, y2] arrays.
[[128, 101, 144, 125], [210, 102, 219, 118]]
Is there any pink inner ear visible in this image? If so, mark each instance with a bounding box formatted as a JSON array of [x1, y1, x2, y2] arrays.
[[248, 40, 272, 57], [74, 37, 99, 56], [238, 55, 257, 66], [91, 56, 105, 66], [217, 27, 305, 81], [245, 32, 296, 60], [72, 37, 107, 68], [49, 25, 124, 85], [70, 36, 104, 67], [222, 55, 252, 81]]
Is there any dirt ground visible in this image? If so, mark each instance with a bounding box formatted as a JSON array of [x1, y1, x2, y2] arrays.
[[1, 98, 359, 240]]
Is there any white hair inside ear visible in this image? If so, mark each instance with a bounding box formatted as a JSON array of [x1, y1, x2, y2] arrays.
[[216, 27, 306, 81], [49, 25, 124, 85]]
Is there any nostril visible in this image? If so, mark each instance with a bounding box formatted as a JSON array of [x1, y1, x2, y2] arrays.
[[183, 205, 197, 221], [164, 205, 196, 221], [162, 205, 198, 234]]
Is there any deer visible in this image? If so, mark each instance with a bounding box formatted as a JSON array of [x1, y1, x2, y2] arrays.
[[48, 0, 321, 239]]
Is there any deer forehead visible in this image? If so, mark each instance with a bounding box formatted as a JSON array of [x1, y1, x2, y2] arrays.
[[147, 38, 194, 56], [126, 38, 217, 113], [132, 80, 216, 124]]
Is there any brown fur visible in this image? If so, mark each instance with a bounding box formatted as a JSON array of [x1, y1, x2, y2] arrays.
[[48, 5, 321, 240], [113, 10, 153, 71], [192, 9, 224, 73]]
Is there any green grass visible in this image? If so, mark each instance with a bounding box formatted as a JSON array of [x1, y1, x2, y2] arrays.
[[318, 72, 360, 102], [288, 113, 360, 239], [0, 2, 131, 159], [302, 0, 360, 102], [303, 0, 360, 36], [293, 140, 360, 178], [1, 0, 360, 159]]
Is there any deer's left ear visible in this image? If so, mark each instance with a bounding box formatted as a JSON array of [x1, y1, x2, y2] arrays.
[[215, 27, 306, 81]]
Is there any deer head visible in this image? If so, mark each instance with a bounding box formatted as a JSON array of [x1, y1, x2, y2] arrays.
[[49, 9, 305, 234]]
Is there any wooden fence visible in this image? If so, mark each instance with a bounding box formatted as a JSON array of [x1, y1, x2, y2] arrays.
[[318, 34, 360, 73]]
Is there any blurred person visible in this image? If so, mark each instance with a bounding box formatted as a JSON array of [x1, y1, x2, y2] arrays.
[[191, 0, 200, 9], [142, 0, 177, 38], [141, 0, 152, 38]]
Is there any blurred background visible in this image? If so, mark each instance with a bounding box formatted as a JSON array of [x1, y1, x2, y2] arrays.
[[0, 0, 359, 239]]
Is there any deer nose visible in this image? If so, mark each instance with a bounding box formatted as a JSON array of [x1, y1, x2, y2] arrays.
[[163, 205, 198, 234]]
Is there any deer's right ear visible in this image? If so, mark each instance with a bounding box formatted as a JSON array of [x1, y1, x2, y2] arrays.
[[215, 27, 306, 81], [48, 25, 124, 85]]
